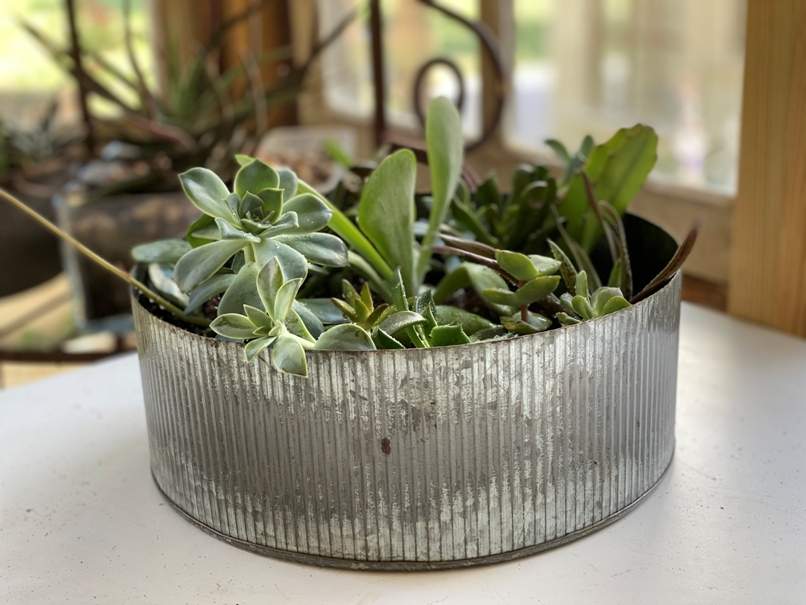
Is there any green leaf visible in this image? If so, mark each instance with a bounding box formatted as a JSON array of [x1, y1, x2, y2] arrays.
[[434, 305, 494, 335], [374, 328, 405, 350], [179, 167, 231, 220], [480, 287, 519, 307], [132, 239, 190, 264], [185, 273, 235, 313], [259, 211, 299, 237], [378, 310, 427, 336], [548, 239, 577, 293], [357, 149, 417, 292], [575, 271, 589, 299], [243, 304, 268, 327], [292, 300, 325, 337], [429, 324, 471, 347], [216, 218, 260, 242], [273, 278, 302, 321], [501, 311, 551, 334], [256, 257, 284, 311], [297, 179, 393, 281], [528, 254, 561, 276], [282, 193, 331, 233], [210, 313, 255, 340], [514, 275, 560, 305], [418, 96, 464, 281], [147, 264, 187, 306], [234, 153, 253, 166], [495, 249, 539, 281], [185, 214, 218, 247], [544, 138, 570, 163], [276, 233, 348, 267], [556, 312, 581, 326], [591, 286, 625, 316], [244, 336, 276, 362], [299, 298, 345, 325], [600, 293, 631, 316], [252, 239, 308, 280], [316, 324, 376, 351], [571, 295, 594, 320], [285, 309, 316, 343], [559, 125, 658, 250], [277, 168, 298, 200], [270, 334, 308, 376], [234, 158, 279, 197], [218, 263, 260, 314], [434, 262, 513, 315], [174, 238, 247, 292]]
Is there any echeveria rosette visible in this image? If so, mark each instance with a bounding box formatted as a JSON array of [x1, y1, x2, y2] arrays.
[[555, 270, 631, 326], [173, 156, 348, 303], [210, 258, 315, 375]]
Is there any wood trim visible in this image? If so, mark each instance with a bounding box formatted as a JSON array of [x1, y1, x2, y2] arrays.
[[728, 0, 806, 335]]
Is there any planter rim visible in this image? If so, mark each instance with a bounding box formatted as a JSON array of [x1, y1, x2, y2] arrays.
[[132, 270, 678, 358]]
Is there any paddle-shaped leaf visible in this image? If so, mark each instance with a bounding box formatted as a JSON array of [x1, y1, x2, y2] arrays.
[[418, 96, 464, 280], [174, 238, 246, 292], [131, 239, 190, 264], [210, 313, 255, 340], [234, 158, 279, 197], [270, 334, 308, 376], [357, 149, 417, 292], [179, 167, 231, 220], [316, 324, 376, 351]]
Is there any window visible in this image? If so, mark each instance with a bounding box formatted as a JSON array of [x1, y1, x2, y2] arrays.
[[0, 0, 153, 127], [314, 0, 745, 194]]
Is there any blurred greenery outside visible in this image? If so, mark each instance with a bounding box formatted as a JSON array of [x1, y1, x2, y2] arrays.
[[0, 0, 152, 124]]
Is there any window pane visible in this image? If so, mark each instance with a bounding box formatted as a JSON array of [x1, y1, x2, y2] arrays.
[[319, 0, 482, 137], [508, 0, 746, 193]]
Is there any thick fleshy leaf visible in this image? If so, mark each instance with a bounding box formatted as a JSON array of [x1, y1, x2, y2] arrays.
[[496, 249, 539, 281], [243, 304, 269, 327], [559, 124, 658, 250], [591, 286, 626, 315], [292, 300, 325, 338], [548, 239, 578, 293], [234, 158, 279, 197], [253, 239, 308, 280], [315, 324, 376, 351], [515, 275, 560, 305], [285, 310, 316, 343], [277, 168, 298, 200], [185, 273, 234, 314], [373, 328, 405, 350], [244, 336, 276, 362], [218, 263, 260, 314], [276, 233, 348, 267], [256, 258, 284, 312], [179, 167, 231, 220], [131, 239, 190, 264], [271, 334, 308, 376], [185, 214, 217, 247], [434, 305, 494, 335], [571, 295, 594, 320], [257, 188, 283, 219], [501, 311, 551, 334], [480, 287, 519, 307], [575, 271, 589, 299], [210, 313, 255, 340], [234, 153, 253, 166], [556, 312, 581, 326], [299, 298, 345, 325], [418, 96, 464, 280], [282, 193, 331, 233], [259, 211, 299, 237], [174, 238, 246, 292], [273, 278, 302, 321], [216, 217, 259, 242], [528, 254, 562, 276], [378, 310, 427, 336], [601, 294, 631, 316], [147, 263, 187, 306], [357, 149, 417, 292], [434, 262, 514, 315], [429, 324, 471, 347]]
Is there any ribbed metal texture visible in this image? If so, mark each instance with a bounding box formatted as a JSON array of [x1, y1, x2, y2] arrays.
[[133, 273, 681, 569]]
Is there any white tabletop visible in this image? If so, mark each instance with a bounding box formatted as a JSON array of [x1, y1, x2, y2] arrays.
[[2, 303, 805, 604]]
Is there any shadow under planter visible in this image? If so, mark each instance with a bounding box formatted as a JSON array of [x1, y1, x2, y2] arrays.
[[131, 214, 682, 570]]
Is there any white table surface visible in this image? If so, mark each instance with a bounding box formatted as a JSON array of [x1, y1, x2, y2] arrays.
[[2, 303, 805, 604]]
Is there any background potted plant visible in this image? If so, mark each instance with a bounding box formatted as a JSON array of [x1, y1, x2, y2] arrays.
[[0, 97, 693, 569]]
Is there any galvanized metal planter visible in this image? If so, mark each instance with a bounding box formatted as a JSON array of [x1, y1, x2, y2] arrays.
[[133, 217, 682, 570]]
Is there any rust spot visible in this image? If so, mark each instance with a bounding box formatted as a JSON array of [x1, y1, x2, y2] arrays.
[[381, 437, 392, 455]]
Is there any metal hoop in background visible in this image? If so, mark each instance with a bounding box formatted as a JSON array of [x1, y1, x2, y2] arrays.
[[369, 0, 508, 152]]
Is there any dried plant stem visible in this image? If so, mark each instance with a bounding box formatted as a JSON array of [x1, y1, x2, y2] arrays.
[[0, 188, 209, 327], [438, 233, 496, 258], [432, 243, 516, 285]]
